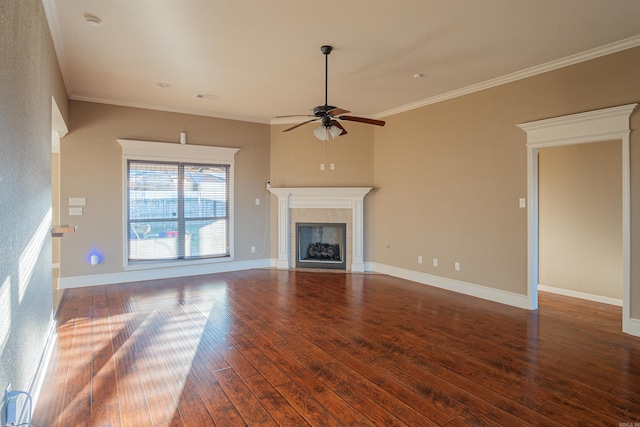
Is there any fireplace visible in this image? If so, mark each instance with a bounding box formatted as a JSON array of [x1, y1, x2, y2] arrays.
[[296, 222, 347, 269], [268, 187, 372, 272]]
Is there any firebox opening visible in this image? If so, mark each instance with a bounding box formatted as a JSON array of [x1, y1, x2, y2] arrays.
[[296, 222, 347, 270]]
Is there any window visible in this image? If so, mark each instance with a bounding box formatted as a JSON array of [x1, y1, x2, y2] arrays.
[[119, 139, 239, 267], [127, 160, 230, 262]]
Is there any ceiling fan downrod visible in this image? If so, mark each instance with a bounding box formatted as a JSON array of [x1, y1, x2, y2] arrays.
[[279, 44, 385, 135], [321, 45, 332, 107]]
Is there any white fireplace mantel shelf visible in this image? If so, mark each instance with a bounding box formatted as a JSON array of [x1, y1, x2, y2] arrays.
[[268, 187, 372, 271]]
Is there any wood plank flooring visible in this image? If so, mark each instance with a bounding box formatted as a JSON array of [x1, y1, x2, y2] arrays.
[[33, 269, 640, 426]]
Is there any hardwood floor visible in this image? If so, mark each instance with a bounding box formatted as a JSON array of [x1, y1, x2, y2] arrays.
[[33, 269, 640, 426]]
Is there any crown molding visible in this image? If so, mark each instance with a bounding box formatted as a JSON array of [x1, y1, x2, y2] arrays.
[[42, 0, 73, 96], [373, 35, 640, 119], [48, 4, 640, 128], [69, 95, 270, 124]]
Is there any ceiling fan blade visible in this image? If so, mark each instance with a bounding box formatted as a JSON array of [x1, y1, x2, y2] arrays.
[[330, 120, 348, 136], [283, 118, 318, 132], [338, 115, 386, 127], [274, 114, 315, 118], [326, 107, 351, 116]]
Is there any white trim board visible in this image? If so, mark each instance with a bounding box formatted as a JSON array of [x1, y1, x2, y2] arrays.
[[365, 262, 529, 309], [267, 36, 640, 124], [117, 138, 240, 163], [517, 103, 637, 336], [27, 317, 57, 424], [538, 285, 622, 307], [268, 187, 372, 272], [626, 317, 640, 337], [118, 139, 240, 271], [374, 36, 640, 120], [59, 258, 271, 289]]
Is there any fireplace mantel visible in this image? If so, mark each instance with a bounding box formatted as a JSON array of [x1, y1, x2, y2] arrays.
[[268, 187, 372, 271]]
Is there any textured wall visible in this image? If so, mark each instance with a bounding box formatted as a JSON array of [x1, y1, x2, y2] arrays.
[[0, 0, 62, 418]]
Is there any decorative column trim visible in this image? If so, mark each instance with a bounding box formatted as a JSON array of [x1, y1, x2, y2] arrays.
[[517, 103, 637, 336], [268, 187, 372, 270]]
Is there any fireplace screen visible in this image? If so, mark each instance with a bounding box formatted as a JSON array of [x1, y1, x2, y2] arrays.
[[296, 222, 346, 269]]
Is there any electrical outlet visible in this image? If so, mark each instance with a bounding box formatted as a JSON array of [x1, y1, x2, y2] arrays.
[[255, 198, 260, 206], [69, 197, 86, 206], [251, 246, 256, 254], [455, 262, 461, 271], [433, 258, 438, 267], [418, 256, 423, 264]]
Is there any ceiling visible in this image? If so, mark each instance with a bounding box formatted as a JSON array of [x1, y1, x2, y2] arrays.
[[43, 0, 640, 125]]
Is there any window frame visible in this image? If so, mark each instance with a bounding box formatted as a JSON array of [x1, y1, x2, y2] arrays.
[[118, 139, 240, 270]]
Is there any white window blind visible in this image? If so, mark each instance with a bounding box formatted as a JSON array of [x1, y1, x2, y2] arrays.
[[127, 160, 230, 262]]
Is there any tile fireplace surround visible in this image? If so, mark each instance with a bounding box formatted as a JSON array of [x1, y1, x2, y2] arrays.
[[268, 187, 372, 272]]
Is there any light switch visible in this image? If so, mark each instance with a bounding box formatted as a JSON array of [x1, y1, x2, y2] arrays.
[[69, 197, 86, 206], [69, 207, 83, 216], [519, 198, 526, 208]]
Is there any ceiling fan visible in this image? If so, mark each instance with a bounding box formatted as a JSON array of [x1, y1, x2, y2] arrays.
[[277, 45, 385, 140]]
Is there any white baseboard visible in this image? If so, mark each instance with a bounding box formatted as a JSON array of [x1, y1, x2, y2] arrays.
[[537, 284, 622, 306], [365, 262, 529, 309], [623, 316, 640, 337], [28, 316, 57, 419], [59, 258, 273, 289], [57, 259, 638, 337]]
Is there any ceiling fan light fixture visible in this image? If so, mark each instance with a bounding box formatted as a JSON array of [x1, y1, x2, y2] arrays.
[[328, 125, 343, 139], [313, 125, 328, 141], [313, 125, 343, 141]]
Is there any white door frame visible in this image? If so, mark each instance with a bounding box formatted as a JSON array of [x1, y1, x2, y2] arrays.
[[518, 103, 638, 336]]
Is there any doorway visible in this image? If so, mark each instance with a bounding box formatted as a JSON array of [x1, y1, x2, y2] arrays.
[[51, 98, 68, 313], [538, 142, 622, 304], [518, 103, 637, 336]]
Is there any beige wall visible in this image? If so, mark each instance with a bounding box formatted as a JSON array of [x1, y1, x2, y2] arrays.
[[539, 142, 622, 299], [269, 121, 374, 187], [371, 93, 528, 292], [368, 46, 640, 306], [60, 101, 270, 278]]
